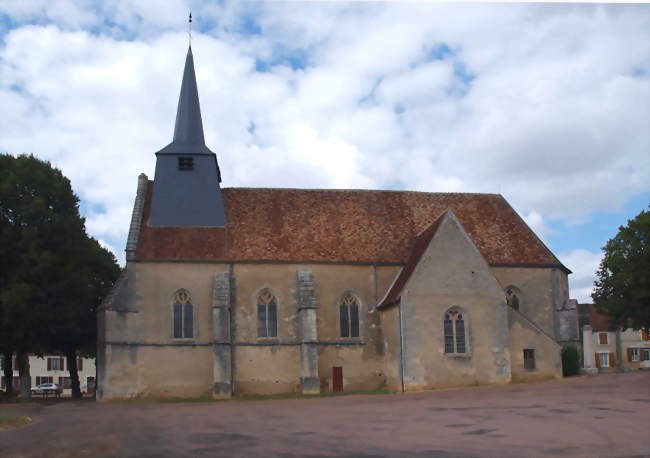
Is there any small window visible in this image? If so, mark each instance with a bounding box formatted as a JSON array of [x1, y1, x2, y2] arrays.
[[47, 357, 64, 371], [642, 349, 650, 362], [444, 309, 466, 354], [598, 333, 608, 345], [178, 157, 194, 171], [339, 293, 360, 338], [505, 287, 521, 311], [597, 352, 610, 367], [523, 349, 535, 371], [172, 289, 194, 339], [36, 376, 53, 385], [629, 348, 640, 362], [257, 289, 278, 338], [58, 377, 71, 389]]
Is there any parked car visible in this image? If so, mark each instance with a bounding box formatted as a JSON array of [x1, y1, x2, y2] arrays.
[[30, 383, 62, 396]]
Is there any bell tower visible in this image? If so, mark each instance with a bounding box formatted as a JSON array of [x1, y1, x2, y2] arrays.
[[149, 45, 226, 227]]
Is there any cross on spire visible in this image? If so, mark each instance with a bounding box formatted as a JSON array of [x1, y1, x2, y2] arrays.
[[189, 11, 192, 46]]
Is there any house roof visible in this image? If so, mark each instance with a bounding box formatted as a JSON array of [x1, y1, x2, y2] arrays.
[[376, 210, 447, 308], [135, 182, 569, 274], [584, 304, 615, 332]]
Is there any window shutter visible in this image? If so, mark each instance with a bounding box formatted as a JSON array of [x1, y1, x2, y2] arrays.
[[627, 348, 633, 362], [61, 357, 65, 371], [609, 352, 615, 367], [595, 354, 600, 368], [47, 358, 52, 371], [78, 358, 83, 371], [642, 329, 649, 341]]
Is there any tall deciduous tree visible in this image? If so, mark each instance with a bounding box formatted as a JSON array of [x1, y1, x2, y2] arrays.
[[592, 208, 650, 330], [0, 154, 119, 399]]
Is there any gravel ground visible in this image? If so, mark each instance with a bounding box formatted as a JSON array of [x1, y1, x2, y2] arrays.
[[1, 371, 649, 458]]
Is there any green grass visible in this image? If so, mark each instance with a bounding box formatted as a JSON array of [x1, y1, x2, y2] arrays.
[[0, 416, 32, 430], [159, 389, 391, 404]]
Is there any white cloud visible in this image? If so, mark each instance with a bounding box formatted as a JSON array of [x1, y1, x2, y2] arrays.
[[0, 3, 648, 273], [522, 210, 552, 244], [97, 238, 119, 262], [559, 249, 604, 303]]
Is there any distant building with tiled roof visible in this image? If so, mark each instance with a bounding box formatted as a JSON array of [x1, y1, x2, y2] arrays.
[[580, 304, 650, 374], [98, 45, 578, 400]]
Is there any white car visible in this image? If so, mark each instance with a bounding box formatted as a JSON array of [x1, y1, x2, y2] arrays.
[[30, 383, 63, 396]]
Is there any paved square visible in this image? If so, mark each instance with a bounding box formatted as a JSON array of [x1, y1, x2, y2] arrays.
[[1, 372, 649, 457]]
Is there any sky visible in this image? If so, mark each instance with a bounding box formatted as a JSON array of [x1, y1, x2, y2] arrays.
[[0, 1, 648, 303]]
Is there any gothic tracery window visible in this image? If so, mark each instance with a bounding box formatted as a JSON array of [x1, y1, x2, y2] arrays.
[[257, 289, 278, 338], [506, 287, 521, 311], [339, 292, 360, 338], [173, 289, 194, 339], [444, 309, 466, 354]]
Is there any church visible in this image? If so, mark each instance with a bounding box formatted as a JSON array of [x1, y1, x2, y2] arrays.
[[97, 45, 575, 400]]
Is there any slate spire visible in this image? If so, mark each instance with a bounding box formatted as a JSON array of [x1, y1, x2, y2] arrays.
[[149, 44, 226, 227], [157, 46, 213, 155]]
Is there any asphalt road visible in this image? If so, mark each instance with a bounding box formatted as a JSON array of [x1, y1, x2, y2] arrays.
[[1, 372, 649, 458]]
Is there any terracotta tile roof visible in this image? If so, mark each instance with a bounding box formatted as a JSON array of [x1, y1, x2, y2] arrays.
[[585, 304, 616, 332], [377, 211, 447, 308], [136, 182, 567, 272]]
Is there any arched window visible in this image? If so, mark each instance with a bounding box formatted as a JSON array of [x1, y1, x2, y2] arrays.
[[173, 289, 193, 339], [444, 309, 466, 354], [505, 287, 522, 311], [339, 292, 360, 338], [257, 289, 277, 337]]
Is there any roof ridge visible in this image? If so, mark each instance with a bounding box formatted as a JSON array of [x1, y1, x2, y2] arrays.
[[221, 187, 502, 197]]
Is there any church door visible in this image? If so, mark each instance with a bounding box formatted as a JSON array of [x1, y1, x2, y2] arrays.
[[332, 366, 343, 392]]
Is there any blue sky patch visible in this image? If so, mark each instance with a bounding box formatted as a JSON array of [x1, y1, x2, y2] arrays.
[[548, 190, 650, 255], [255, 45, 309, 72]]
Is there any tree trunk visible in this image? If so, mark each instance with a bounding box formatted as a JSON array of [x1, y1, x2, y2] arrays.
[[66, 349, 82, 399], [2, 349, 14, 398], [16, 351, 30, 401]]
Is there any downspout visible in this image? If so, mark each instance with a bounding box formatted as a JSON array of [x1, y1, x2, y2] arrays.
[[397, 298, 405, 393], [229, 262, 235, 394]]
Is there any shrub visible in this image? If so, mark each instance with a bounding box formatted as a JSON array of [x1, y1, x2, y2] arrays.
[[562, 344, 581, 377]]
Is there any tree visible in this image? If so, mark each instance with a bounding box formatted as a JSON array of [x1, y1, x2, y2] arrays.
[[592, 208, 650, 330], [561, 344, 580, 377], [0, 154, 120, 399], [47, 236, 120, 398]]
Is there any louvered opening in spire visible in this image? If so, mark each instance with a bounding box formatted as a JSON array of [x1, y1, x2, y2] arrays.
[[157, 46, 213, 155]]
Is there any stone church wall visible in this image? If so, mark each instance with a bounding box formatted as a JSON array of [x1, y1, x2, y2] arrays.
[[490, 266, 569, 339], [230, 263, 397, 394], [507, 307, 562, 382], [378, 304, 402, 392], [397, 212, 512, 391], [99, 255, 563, 398]]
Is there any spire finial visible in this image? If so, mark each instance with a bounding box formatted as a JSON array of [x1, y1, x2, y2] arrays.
[[189, 11, 192, 46]]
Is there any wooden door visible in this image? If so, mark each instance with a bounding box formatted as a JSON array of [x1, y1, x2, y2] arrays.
[[86, 376, 96, 394], [332, 366, 343, 392]]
